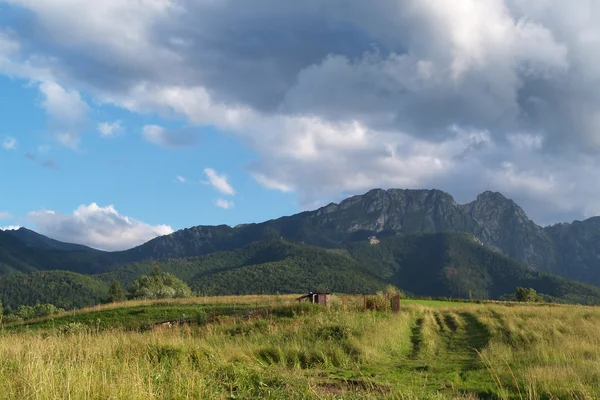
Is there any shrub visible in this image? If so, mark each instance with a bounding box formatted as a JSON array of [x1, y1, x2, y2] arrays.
[[128, 271, 192, 300], [108, 281, 126, 303], [514, 287, 544, 302], [366, 294, 389, 311], [195, 310, 208, 325]]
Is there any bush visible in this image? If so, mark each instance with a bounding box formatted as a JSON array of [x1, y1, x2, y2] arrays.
[[195, 310, 209, 325], [366, 294, 389, 311], [128, 270, 193, 300], [514, 287, 544, 302], [13, 303, 65, 320], [108, 281, 126, 303], [384, 284, 405, 298]]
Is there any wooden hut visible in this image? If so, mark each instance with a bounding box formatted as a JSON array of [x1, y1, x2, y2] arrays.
[[296, 291, 331, 307]]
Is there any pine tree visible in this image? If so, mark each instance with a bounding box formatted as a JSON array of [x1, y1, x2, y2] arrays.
[[108, 281, 125, 303]]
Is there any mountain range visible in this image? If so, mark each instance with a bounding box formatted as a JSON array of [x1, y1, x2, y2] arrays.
[[3, 188, 600, 309]]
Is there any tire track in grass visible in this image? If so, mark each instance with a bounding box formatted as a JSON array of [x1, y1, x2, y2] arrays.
[[409, 316, 425, 359], [455, 312, 492, 371], [394, 309, 498, 398]]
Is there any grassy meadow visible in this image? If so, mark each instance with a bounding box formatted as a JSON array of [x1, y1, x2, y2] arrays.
[[0, 296, 599, 399]]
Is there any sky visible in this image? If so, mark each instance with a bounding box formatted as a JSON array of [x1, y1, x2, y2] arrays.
[[2, 0, 600, 250]]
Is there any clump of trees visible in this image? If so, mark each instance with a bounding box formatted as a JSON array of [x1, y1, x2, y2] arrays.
[[128, 267, 192, 300], [108, 281, 126, 303], [1, 303, 66, 324], [514, 287, 544, 302], [15, 303, 66, 320]]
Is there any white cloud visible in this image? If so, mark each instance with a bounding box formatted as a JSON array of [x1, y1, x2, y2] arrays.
[[28, 203, 173, 251], [0, 212, 12, 219], [204, 168, 235, 195], [2, 136, 16, 150], [39, 81, 89, 148], [97, 120, 123, 137], [0, 226, 20, 231], [215, 198, 234, 210], [176, 175, 187, 183], [142, 124, 197, 148]]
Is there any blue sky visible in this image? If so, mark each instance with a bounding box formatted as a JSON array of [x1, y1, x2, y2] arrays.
[[2, 1, 600, 250], [0, 74, 297, 235]]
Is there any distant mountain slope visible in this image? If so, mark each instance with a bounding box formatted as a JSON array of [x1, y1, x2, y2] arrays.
[[0, 230, 123, 276], [345, 232, 600, 304], [0, 271, 109, 310], [0, 230, 58, 274], [7, 228, 95, 252], [4, 188, 600, 289], [101, 239, 387, 295], [544, 218, 600, 284], [116, 189, 560, 277], [122, 188, 600, 286]]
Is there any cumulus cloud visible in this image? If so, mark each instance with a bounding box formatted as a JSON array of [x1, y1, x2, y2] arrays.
[[39, 81, 89, 148], [0, 226, 20, 231], [28, 203, 174, 251], [176, 175, 187, 183], [204, 168, 235, 195], [0, 212, 12, 219], [215, 198, 234, 210], [2, 136, 16, 150], [97, 120, 123, 137], [5, 0, 600, 223], [142, 124, 198, 148]]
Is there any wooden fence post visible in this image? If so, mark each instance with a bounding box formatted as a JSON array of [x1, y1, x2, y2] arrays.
[[363, 295, 367, 312], [342, 295, 345, 312]]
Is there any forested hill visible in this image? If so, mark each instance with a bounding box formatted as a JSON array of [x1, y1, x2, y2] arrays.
[[0, 271, 109, 311], [345, 232, 600, 304], [4, 234, 600, 310], [100, 239, 387, 296]]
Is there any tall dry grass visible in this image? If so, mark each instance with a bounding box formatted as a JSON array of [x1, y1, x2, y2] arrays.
[[2, 297, 600, 399]]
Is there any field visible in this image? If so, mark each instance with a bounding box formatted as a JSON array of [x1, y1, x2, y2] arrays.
[[1, 296, 599, 399]]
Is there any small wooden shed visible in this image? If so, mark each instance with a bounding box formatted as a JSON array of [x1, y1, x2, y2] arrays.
[[296, 292, 331, 307]]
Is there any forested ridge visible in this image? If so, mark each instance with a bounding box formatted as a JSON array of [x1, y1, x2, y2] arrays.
[[3, 234, 600, 310]]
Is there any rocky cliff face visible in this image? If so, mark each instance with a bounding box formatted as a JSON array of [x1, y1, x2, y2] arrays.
[[304, 189, 560, 270], [461, 191, 557, 271]]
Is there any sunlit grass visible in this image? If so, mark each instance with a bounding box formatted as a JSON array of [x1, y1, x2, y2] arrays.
[[2, 296, 600, 399]]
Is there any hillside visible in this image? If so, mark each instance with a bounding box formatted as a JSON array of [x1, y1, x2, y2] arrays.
[[5, 230, 600, 309], [345, 232, 600, 304], [7, 228, 95, 252], [0, 270, 109, 310], [101, 240, 387, 296]]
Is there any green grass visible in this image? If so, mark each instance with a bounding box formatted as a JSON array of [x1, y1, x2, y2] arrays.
[[1, 296, 599, 399]]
